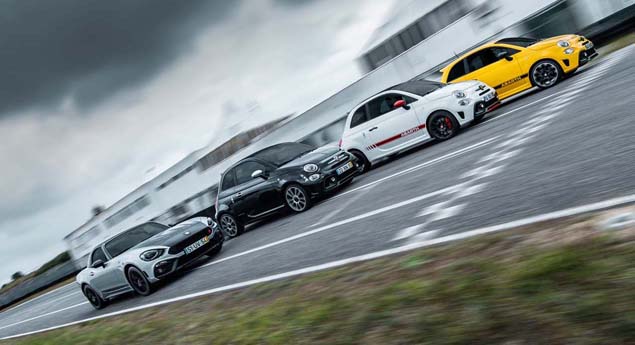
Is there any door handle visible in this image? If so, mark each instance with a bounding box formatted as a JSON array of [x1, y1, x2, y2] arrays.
[[368, 126, 379, 132], [234, 192, 243, 200]]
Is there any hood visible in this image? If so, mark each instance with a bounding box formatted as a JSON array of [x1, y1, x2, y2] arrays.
[[279, 146, 340, 168], [527, 34, 577, 50], [133, 222, 208, 249], [425, 80, 480, 100]]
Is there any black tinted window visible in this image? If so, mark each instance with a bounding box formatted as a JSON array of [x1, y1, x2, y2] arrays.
[[249, 143, 315, 166], [221, 169, 236, 190], [491, 47, 520, 60], [367, 93, 416, 120], [350, 106, 368, 128], [466, 49, 498, 73], [448, 61, 466, 82], [105, 223, 168, 258], [90, 247, 107, 265], [234, 161, 267, 185]]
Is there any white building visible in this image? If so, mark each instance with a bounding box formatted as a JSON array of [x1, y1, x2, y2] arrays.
[[64, 0, 634, 268]]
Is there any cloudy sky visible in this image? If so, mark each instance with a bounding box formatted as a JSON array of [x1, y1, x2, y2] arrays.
[[0, 0, 395, 284]]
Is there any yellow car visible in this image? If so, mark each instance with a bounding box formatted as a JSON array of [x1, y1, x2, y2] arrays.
[[440, 35, 598, 100]]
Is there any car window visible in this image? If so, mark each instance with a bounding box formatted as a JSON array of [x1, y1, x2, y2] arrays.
[[466, 49, 499, 73], [491, 46, 520, 60], [367, 93, 416, 120], [90, 247, 107, 265], [234, 161, 267, 186], [350, 106, 368, 128], [105, 223, 168, 258], [221, 169, 236, 191], [249, 143, 315, 166], [447, 60, 467, 82]]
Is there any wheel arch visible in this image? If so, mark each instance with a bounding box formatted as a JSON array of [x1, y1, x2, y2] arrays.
[[426, 109, 460, 128]]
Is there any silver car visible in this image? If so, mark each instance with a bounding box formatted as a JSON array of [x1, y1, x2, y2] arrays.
[[76, 217, 223, 309]]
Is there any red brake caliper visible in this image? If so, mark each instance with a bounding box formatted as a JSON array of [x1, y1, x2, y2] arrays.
[[444, 117, 452, 129]]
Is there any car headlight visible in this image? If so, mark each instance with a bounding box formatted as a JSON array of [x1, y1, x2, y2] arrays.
[[557, 40, 570, 48], [303, 163, 319, 173], [140, 249, 165, 261], [453, 90, 466, 99], [564, 47, 574, 55]]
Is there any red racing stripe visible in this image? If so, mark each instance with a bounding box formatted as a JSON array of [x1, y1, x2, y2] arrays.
[[373, 124, 426, 148]]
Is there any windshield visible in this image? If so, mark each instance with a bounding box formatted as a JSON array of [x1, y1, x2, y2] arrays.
[[104, 222, 168, 258], [250, 142, 316, 166], [397, 80, 445, 97]]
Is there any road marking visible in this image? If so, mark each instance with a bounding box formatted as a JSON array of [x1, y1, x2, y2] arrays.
[[0, 302, 88, 331], [1, 283, 76, 315], [199, 186, 455, 269], [455, 183, 488, 198], [5, 193, 635, 340], [312, 183, 377, 226], [392, 224, 425, 241], [330, 136, 499, 201], [428, 204, 465, 222]]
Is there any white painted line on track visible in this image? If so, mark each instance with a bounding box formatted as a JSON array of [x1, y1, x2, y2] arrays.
[[330, 136, 499, 201], [0, 302, 88, 332], [312, 183, 377, 227], [199, 187, 454, 269], [391, 224, 425, 242], [1, 282, 76, 315], [5, 193, 635, 340]]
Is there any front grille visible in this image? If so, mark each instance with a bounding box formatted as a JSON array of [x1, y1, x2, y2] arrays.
[[323, 162, 356, 190], [168, 227, 211, 255], [478, 89, 490, 96], [325, 152, 351, 169]]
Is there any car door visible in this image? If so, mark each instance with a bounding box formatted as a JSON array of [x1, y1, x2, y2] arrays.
[[232, 161, 281, 218], [88, 247, 125, 295], [462, 47, 524, 98], [363, 92, 423, 154]]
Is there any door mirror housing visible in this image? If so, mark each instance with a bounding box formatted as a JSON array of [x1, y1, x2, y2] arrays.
[[497, 50, 513, 61], [393, 99, 410, 110], [91, 259, 105, 269], [251, 169, 267, 179]]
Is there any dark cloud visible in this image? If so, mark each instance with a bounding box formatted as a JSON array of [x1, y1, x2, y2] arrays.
[[0, 0, 240, 116]]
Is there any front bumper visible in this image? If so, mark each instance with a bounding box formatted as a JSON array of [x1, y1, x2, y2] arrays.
[[474, 94, 500, 117], [304, 156, 361, 196], [151, 229, 224, 280], [578, 46, 598, 67]]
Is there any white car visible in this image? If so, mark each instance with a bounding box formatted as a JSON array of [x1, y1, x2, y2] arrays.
[[340, 79, 499, 172], [76, 217, 223, 309]]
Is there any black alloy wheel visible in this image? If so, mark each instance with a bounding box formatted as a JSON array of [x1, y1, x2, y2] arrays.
[[428, 112, 459, 140], [83, 285, 107, 310], [127, 266, 153, 296]]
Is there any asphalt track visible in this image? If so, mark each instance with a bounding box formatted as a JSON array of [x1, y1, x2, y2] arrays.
[[2, 45, 635, 340]]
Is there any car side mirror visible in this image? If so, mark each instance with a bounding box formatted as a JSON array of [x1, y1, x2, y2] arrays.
[[91, 260, 105, 269], [497, 50, 513, 61], [393, 99, 410, 110], [251, 169, 267, 179]]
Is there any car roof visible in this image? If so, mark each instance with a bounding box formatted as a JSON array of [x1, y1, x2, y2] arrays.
[[382, 79, 444, 95], [440, 37, 540, 73]]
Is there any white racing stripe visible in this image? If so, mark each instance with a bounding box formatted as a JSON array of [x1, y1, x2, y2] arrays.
[[4, 193, 635, 340], [0, 302, 88, 332]]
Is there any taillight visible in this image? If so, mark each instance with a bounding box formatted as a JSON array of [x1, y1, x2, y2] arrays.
[[214, 196, 219, 213], [338, 139, 343, 148]]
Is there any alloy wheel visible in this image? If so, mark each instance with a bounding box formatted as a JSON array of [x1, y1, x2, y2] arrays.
[[532, 62, 559, 87], [285, 186, 308, 212], [128, 268, 150, 295], [220, 214, 238, 237], [430, 114, 456, 140]]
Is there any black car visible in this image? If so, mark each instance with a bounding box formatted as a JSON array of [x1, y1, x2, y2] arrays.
[[215, 142, 361, 237]]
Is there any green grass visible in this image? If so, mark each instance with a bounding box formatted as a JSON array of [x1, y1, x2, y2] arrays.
[[4, 218, 635, 345]]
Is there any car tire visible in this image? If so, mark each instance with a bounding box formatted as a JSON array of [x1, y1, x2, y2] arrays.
[[284, 184, 311, 213], [218, 213, 243, 238], [83, 285, 107, 310], [427, 111, 459, 141], [530, 59, 562, 89], [349, 150, 370, 174], [126, 266, 153, 296]]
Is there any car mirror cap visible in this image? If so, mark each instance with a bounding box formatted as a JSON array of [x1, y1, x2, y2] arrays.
[[251, 169, 266, 179], [91, 259, 105, 269]]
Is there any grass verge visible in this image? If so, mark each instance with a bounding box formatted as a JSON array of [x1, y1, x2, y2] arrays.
[[4, 208, 635, 345]]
